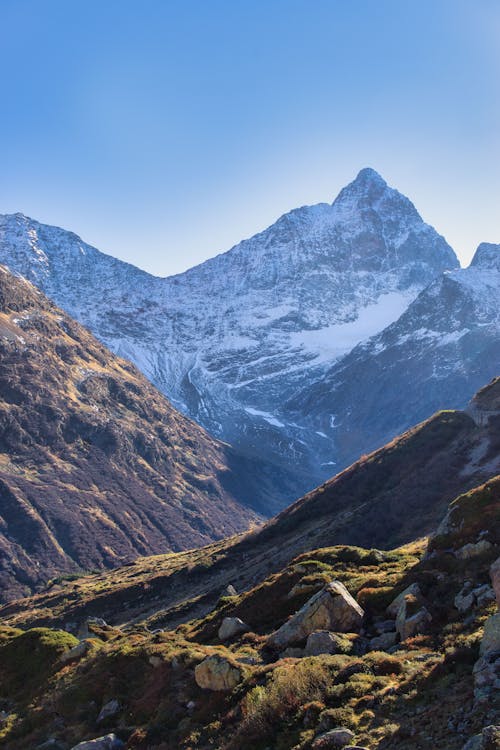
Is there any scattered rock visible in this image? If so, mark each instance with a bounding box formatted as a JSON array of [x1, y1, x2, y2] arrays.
[[463, 725, 500, 749], [223, 584, 237, 597], [70, 734, 124, 750], [480, 613, 500, 655], [373, 619, 396, 634], [97, 699, 120, 723], [455, 540, 493, 560], [474, 585, 496, 608], [312, 727, 355, 748], [60, 639, 92, 663], [218, 616, 249, 641], [386, 584, 424, 618], [369, 631, 398, 650], [490, 557, 500, 605], [455, 586, 475, 613], [305, 631, 349, 656], [194, 654, 243, 691], [280, 647, 305, 659], [77, 618, 108, 640], [267, 581, 364, 649], [473, 652, 500, 701], [396, 599, 432, 641]]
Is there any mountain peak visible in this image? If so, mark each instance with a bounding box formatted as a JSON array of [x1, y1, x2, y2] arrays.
[[470, 242, 500, 270], [353, 166, 387, 187]]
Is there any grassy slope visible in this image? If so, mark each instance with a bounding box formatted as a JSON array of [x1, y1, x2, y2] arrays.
[[0, 477, 498, 749]]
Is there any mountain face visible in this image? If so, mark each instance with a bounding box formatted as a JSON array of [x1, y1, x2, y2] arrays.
[[0, 169, 461, 503], [291, 242, 500, 471], [0, 266, 297, 602]]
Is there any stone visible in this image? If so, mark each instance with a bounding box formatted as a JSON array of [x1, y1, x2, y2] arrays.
[[287, 581, 319, 599], [36, 741, 67, 750], [373, 619, 396, 634], [386, 584, 424, 618], [267, 581, 364, 650], [77, 617, 108, 640], [463, 725, 500, 750], [194, 654, 243, 691], [218, 616, 248, 641], [280, 647, 305, 659], [455, 586, 475, 613], [491, 557, 500, 605], [396, 599, 432, 641], [312, 727, 355, 748], [480, 613, 500, 655], [60, 639, 91, 663], [70, 734, 124, 750], [148, 655, 162, 667], [305, 631, 348, 656], [473, 652, 500, 701], [369, 631, 398, 651], [223, 584, 237, 597], [97, 699, 120, 723], [474, 585, 496, 608], [455, 540, 493, 560]]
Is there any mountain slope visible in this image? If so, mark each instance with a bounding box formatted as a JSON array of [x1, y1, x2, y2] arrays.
[[0, 266, 292, 602], [3, 377, 499, 631], [0, 169, 459, 502], [290, 243, 500, 470]]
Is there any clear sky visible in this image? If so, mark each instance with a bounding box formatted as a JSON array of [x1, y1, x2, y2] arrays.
[[0, 0, 498, 275]]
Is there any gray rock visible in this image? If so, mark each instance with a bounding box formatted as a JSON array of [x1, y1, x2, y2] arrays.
[[60, 639, 91, 663], [473, 652, 500, 701], [474, 585, 496, 608], [369, 631, 398, 650], [305, 631, 348, 656], [490, 557, 500, 606], [386, 583, 424, 618], [455, 540, 493, 560], [463, 725, 500, 750], [194, 654, 243, 691], [312, 727, 355, 748], [280, 647, 305, 659], [70, 734, 124, 750], [373, 619, 396, 634], [455, 586, 475, 613], [480, 613, 500, 655], [97, 699, 120, 723], [223, 584, 237, 597], [396, 600, 432, 641], [218, 616, 248, 641], [267, 581, 364, 649]]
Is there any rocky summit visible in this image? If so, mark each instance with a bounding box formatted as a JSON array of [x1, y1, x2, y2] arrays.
[[0, 169, 480, 509]]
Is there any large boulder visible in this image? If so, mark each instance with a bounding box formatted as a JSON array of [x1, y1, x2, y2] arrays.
[[455, 540, 493, 560], [491, 557, 500, 606], [70, 735, 124, 750], [267, 581, 363, 650], [473, 652, 500, 702], [194, 654, 243, 691], [218, 617, 248, 641]]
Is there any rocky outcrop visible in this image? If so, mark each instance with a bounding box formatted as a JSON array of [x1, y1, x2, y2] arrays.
[[491, 557, 500, 605], [396, 598, 432, 642], [305, 631, 349, 656], [312, 727, 355, 748], [194, 654, 243, 691], [386, 583, 424, 618], [70, 735, 124, 750], [267, 582, 363, 650]]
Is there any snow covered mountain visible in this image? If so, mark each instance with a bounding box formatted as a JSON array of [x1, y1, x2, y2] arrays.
[[0, 168, 475, 506]]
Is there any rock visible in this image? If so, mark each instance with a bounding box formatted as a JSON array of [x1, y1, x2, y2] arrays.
[[490, 557, 500, 605], [480, 613, 500, 655], [77, 617, 108, 640], [455, 540, 493, 560], [463, 725, 500, 749], [396, 599, 432, 641], [280, 647, 305, 659], [474, 585, 496, 608], [369, 631, 398, 650], [148, 655, 162, 667], [194, 654, 243, 691], [60, 639, 91, 663], [223, 584, 237, 597], [473, 652, 500, 701], [267, 581, 364, 649], [36, 741, 67, 750], [70, 734, 124, 750], [218, 616, 248, 641], [455, 586, 475, 613], [305, 631, 349, 656], [287, 581, 319, 599], [97, 699, 120, 723], [373, 619, 396, 634], [386, 584, 424, 618], [312, 727, 355, 748]]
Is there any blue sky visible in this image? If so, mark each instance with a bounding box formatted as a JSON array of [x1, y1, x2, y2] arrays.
[[0, 0, 498, 275]]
